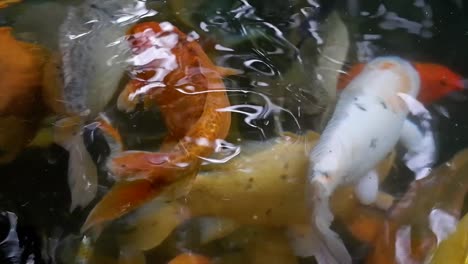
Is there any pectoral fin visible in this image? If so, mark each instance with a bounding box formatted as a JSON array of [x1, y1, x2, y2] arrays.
[[82, 179, 159, 232], [303, 181, 352, 264], [214, 66, 244, 77], [354, 170, 379, 205], [399, 118, 436, 180]]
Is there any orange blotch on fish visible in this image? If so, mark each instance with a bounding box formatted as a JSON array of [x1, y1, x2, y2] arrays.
[[168, 253, 212, 264], [346, 148, 468, 264], [0, 0, 21, 8], [83, 21, 235, 231], [338, 62, 465, 105], [378, 61, 396, 70]]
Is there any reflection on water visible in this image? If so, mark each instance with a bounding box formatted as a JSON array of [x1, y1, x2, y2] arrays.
[[0, 0, 467, 263]]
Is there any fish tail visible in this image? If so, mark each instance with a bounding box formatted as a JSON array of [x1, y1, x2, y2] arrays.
[[53, 116, 98, 211], [95, 114, 123, 155], [307, 182, 352, 264], [81, 179, 159, 232], [108, 150, 195, 181]]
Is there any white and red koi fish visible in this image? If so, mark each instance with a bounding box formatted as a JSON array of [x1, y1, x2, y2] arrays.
[[306, 57, 421, 264]]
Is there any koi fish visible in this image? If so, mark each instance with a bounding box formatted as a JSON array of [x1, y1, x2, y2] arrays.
[[58, 0, 155, 116], [307, 57, 421, 264], [82, 21, 234, 231], [50, 0, 156, 212], [116, 132, 395, 254], [346, 147, 468, 264], [338, 62, 466, 105], [0, 27, 48, 164]]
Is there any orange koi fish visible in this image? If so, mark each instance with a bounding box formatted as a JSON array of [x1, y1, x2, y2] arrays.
[[82, 22, 234, 231], [338, 62, 465, 104], [0, 27, 48, 164]]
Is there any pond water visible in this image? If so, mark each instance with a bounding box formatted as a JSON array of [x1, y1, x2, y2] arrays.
[[0, 0, 468, 263]]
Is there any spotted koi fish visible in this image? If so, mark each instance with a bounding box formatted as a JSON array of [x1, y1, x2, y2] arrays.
[[307, 57, 421, 264]]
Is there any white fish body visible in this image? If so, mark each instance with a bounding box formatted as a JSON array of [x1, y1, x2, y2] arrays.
[[59, 0, 156, 116], [306, 56, 421, 264]]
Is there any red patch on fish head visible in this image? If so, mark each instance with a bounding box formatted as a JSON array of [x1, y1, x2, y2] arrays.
[[378, 61, 396, 70], [414, 63, 464, 104], [126, 22, 183, 54], [126, 22, 160, 53]]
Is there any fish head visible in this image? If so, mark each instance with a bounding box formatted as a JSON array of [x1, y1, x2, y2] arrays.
[[338, 61, 466, 105], [414, 63, 465, 104], [126, 22, 182, 54], [338, 58, 420, 96], [357, 57, 421, 98]]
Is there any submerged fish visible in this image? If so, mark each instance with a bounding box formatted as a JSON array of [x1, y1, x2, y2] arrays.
[[338, 62, 466, 105], [429, 212, 468, 264], [0, 27, 49, 164], [82, 21, 234, 231], [307, 57, 421, 264], [116, 132, 395, 253], [58, 0, 155, 116], [346, 147, 468, 264], [51, 0, 156, 211]]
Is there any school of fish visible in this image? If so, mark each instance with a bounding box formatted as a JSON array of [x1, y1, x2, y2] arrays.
[[2, 1, 468, 263]]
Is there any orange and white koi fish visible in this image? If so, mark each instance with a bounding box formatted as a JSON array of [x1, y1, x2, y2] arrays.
[[82, 21, 234, 231], [338, 62, 466, 105], [306, 57, 421, 264]]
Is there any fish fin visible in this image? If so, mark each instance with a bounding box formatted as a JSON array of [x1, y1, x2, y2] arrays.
[[399, 118, 436, 180], [354, 170, 379, 205], [374, 191, 395, 210], [82, 179, 159, 232], [28, 126, 54, 148], [198, 217, 240, 244], [119, 199, 190, 251], [214, 66, 244, 77], [67, 133, 98, 212], [53, 115, 82, 148], [0, 212, 20, 261], [117, 80, 141, 113], [53, 116, 98, 211], [96, 113, 124, 155], [108, 151, 179, 181], [305, 182, 352, 264], [286, 224, 317, 258]]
